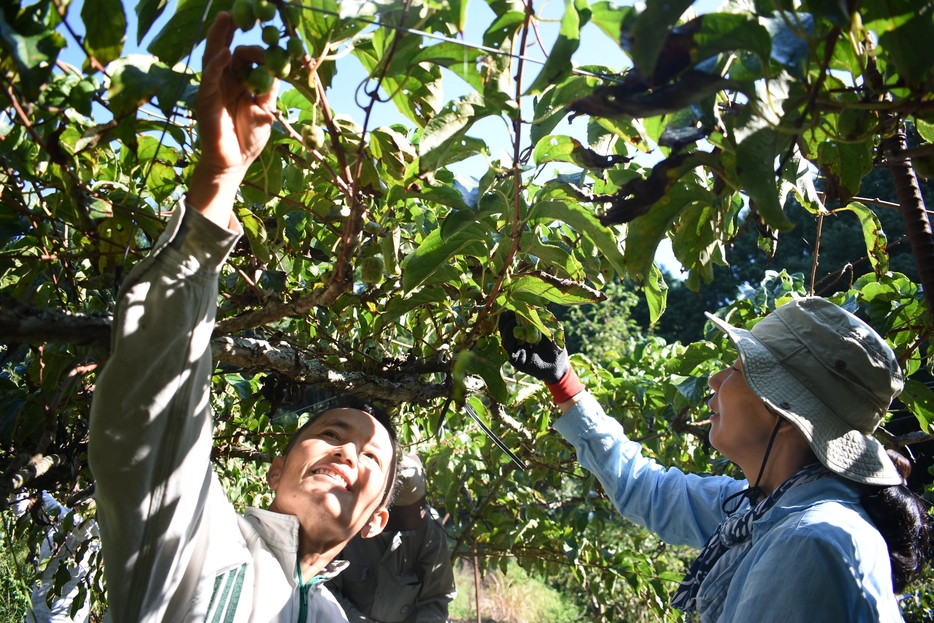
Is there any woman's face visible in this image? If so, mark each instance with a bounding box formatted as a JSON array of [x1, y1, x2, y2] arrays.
[[707, 359, 780, 473]]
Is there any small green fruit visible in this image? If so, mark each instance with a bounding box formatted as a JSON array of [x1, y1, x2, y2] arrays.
[[525, 326, 542, 344], [232, 0, 255, 30], [301, 124, 325, 150], [246, 66, 274, 95], [360, 255, 385, 285], [264, 45, 291, 79], [262, 25, 280, 46], [252, 0, 277, 22], [363, 220, 383, 235], [280, 3, 302, 29], [513, 325, 525, 341], [286, 37, 305, 59]]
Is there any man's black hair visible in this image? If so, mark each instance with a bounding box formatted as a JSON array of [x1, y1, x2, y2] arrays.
[[284, 395, 400, 508]]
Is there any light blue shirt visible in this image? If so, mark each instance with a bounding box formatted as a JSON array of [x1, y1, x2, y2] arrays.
[[554, 392, 903, 622]]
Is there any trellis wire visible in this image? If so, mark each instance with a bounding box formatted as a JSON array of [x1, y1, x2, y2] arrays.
[[284, 0, 629, 85]]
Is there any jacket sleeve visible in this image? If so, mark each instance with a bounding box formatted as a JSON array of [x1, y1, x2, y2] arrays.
[[88, 202, 241, 623], [414, 519, 456, 623], [327, 573, 377, 623], [553, 392, 747, 549], [328, 585, 376, 623]]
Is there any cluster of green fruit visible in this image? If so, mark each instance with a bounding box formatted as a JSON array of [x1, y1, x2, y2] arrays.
[[230, 0, 306, 95], [512, 323, 542, 344]]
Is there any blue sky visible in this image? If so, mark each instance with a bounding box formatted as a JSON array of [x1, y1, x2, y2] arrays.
[[59, 0, 722, 274]]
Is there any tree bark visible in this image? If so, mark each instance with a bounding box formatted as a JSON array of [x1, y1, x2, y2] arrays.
[[864, 42, 934, 325], [881, 130, 934, 324], [0, 304, 466, 404], [0, 300, 112, 347]]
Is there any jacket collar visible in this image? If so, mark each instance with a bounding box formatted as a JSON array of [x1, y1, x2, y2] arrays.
[[242, 507, 349, 586], [752, 474, 861, 537]]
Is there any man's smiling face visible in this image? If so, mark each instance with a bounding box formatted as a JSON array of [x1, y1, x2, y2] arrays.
[[267, 408, 395, 545]]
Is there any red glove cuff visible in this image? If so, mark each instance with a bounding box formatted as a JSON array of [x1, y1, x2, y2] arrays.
[[546, 367, 585, 404]]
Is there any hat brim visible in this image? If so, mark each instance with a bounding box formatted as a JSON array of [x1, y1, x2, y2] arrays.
[[705, 312, 902, 486]]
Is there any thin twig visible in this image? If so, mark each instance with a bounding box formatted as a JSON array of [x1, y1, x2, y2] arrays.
[[463, 0, 535, 349], [809, 212, 824, 295], [850, 196, 901, 211]]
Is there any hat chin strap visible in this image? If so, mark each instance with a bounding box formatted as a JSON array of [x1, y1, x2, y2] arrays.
[[721, 417, 784, 516]]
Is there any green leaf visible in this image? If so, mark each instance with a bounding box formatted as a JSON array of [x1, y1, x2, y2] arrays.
[[354, 32, 442, 127], [863, 0, 934, 89], [403, 224, 489, 292], [82, 0, 127, 67], [148, 0, 235, 66], [672, 373, 705, 404], [804, 0, 850, 26], [418, 93, 496, 175], [136, 0, 170, 44], [526, 0, 591, 94], [624, 176, 710, 280], [780, 147, 823, 214], [817, 139, 874, 202], [452, 350, 475, 404], [519, 232, 584, 280], [900, 380, 934, 434], [693, 13, 771, 66], [237, 208, 270, 264], [590, 1, 634, 41], [528, 200, 626, 278], [915, 118, 934, 144], [407, 184, 469, 211], [757, 14, 814, 79], [626, 0, 695, 77], [466, 340, 509, 403], [382, 288, 449, 324], [440, 208, 480, 240], [508, 274, 604, 306], [107, 55, 193, 118], [530, 76, 600, 146], [644, 263, 668, 324], [483, 7, 526, 50], [736, 128, 794, 232], [532, 135, 628, 169], [0, 11, 65, 99], [837, 202, 889, 275], [411, 43, 486, 92]]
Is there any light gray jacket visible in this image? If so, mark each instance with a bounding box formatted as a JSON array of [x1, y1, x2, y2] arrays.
[[88, 203, 349, 623]]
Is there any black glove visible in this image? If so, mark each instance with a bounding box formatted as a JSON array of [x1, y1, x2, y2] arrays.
[[498, 311, 569, 385]]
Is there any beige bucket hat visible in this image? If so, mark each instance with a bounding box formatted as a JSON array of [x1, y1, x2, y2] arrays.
[[393, 453, 427, 506], [705, 297, 904, 486]]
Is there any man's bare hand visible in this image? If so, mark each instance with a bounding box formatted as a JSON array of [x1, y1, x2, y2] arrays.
[[188, 11, 280, 227]]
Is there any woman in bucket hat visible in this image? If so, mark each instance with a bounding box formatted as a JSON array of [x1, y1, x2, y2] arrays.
[[500, 298, 931, 622]]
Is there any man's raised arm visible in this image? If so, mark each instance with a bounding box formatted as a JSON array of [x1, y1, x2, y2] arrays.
[[87, 13, 277, 622]]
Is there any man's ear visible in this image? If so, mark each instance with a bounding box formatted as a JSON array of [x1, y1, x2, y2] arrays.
[[359, 507, 389, 539], [267, 456, 284, 491]]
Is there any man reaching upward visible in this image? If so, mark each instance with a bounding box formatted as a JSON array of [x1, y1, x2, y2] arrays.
[[88, 13, 398, 622]]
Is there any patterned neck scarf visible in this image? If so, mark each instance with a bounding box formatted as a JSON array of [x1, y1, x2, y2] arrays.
[[670, 462, 830, 613]]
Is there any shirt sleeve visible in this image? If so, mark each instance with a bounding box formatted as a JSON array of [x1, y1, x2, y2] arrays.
[[413, 519, 456, 623], [87, 201, 241, 623], [553, 392, 747, 549]]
